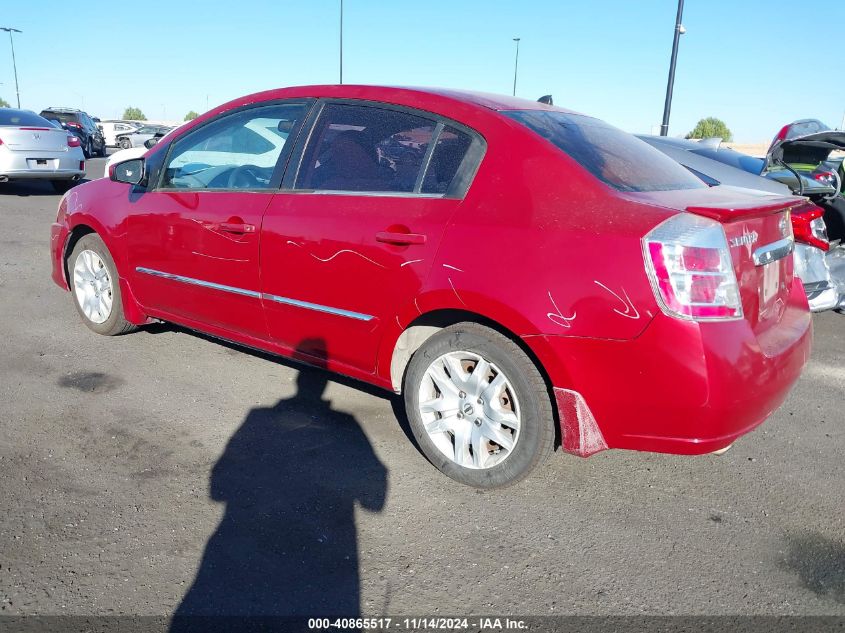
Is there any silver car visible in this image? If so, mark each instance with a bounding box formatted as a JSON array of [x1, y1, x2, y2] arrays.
[[0, 109, 86, 193], [115, 125, 172, 150]]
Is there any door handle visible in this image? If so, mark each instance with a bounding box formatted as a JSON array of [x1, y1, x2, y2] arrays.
[[218, 222, 255, 234], [375, 231, 426, 246]]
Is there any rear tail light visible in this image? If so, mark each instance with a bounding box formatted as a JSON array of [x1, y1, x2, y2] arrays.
[[79, 161, 85, 170], [67, 135, 81, 148], [643, 213, 743, 321], [66, 121, 82, 129], [792, 205, 829, 251], [812, 171, 836, 186]]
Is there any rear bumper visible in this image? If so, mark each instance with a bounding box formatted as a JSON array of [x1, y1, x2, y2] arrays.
[[543, 280, 812, 456], [0, 151, 85, 180]]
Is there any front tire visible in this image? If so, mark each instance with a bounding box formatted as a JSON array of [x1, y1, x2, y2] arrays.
[[83, 139, 93, 159], [120, 138, 131, 150], [403, 323, 554, 488], [68, 234, 137, 336]]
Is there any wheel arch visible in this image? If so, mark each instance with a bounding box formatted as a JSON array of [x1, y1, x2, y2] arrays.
[[62, 223, 97, 285], [385, 307, 563, 396], [386, 308, 567, 451], [62, 221, 149, 326]]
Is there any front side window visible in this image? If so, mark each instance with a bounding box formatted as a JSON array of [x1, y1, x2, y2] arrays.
[[504, 110, 705, 192], [160, 102, 310, 190], [296, 103, 437, 193]]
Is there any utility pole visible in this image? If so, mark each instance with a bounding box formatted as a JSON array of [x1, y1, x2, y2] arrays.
[[659, 0, 685, 136], [1, 27, 22, 108], [512, 37, 520, 97], [339, 0, 344, 84]]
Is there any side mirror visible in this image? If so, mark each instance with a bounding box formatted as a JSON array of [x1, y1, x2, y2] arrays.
[[143, 137, 160, 149], [110, 158, 146, 185]]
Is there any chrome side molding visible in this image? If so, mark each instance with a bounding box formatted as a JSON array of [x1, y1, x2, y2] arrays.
[[135, 266, 374, 322]]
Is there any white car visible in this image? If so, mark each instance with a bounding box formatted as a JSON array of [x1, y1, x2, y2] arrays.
[[98, 120, 143, 147], [0, 108, 86, 193], [104, 123, 188, 176]]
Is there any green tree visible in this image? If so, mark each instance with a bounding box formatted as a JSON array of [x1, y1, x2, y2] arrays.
[[122, 106, 146, 121], [686, 117, 733, 142], [184, 110, 199, 121], [0, 97, 10, 108]]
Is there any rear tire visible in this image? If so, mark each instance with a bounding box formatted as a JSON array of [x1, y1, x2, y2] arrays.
[[51, 180, 76, 194], [120, 138, 131, 150], [68, 234, 138, 336], [403, 322, 554, 488], [83, 139, 93, 159]]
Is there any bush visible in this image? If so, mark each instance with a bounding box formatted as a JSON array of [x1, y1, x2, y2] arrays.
[[686, 117, 733, 142], [184, 111, 199, 121], [123, 107, 146, 121], [0, 97, 10, 108]]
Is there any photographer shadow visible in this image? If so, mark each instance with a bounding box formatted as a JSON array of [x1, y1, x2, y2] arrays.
[[171, 339, 388, 630]]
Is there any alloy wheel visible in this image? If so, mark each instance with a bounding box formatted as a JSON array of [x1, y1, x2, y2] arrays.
[[73, 249, 113, 324]]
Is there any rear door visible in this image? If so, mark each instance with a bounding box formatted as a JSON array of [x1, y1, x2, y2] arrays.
[[259, 101, 482, 371]]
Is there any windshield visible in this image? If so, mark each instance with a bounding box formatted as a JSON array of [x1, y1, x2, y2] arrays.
[[504, 110, 705, 192]]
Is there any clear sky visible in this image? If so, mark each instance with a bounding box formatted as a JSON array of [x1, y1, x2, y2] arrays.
[[2, 0, 843, 142]]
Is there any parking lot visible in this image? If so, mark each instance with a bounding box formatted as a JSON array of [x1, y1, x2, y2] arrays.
[[0, 156, 843, 618]]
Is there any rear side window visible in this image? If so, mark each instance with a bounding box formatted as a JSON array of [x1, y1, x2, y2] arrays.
[[0, 110, 53, 127], [504, 110, 705, 192], [296, 103, 437, 193], [421, 126, 473, 194]]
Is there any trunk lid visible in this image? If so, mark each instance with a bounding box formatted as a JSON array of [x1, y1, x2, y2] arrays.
[[764, 130, 845, 173], [628, 186, 800, 334], [1, 126, 70, 153]]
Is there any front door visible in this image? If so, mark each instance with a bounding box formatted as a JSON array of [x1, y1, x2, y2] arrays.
[[127, 101, 312, 340], [260, 101, 478, 372]]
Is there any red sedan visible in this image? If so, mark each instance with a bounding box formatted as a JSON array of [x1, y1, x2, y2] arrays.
[[50, 85, 811, 487]]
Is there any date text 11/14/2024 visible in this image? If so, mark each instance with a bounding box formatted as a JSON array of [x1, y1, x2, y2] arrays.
[[307, 617, 529, 630]]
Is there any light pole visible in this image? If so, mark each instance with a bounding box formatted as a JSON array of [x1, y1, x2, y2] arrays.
[[659, 0, 685, 136], [512, 37, 520, 97], [1, 27, 22, 108], [339, 0, 344, 84]]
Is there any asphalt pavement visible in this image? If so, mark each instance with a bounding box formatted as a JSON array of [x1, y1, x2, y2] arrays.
[[0, 157, 843, 621]]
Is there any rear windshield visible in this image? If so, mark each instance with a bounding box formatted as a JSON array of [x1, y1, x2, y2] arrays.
[[504, 110, 705, 192], [0, 110, 53, 127], [784, 120, 830, 140], [39, 111, 78, 125]]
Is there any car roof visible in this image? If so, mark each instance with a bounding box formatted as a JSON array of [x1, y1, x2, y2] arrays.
[[218, 84, 582, 116]]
